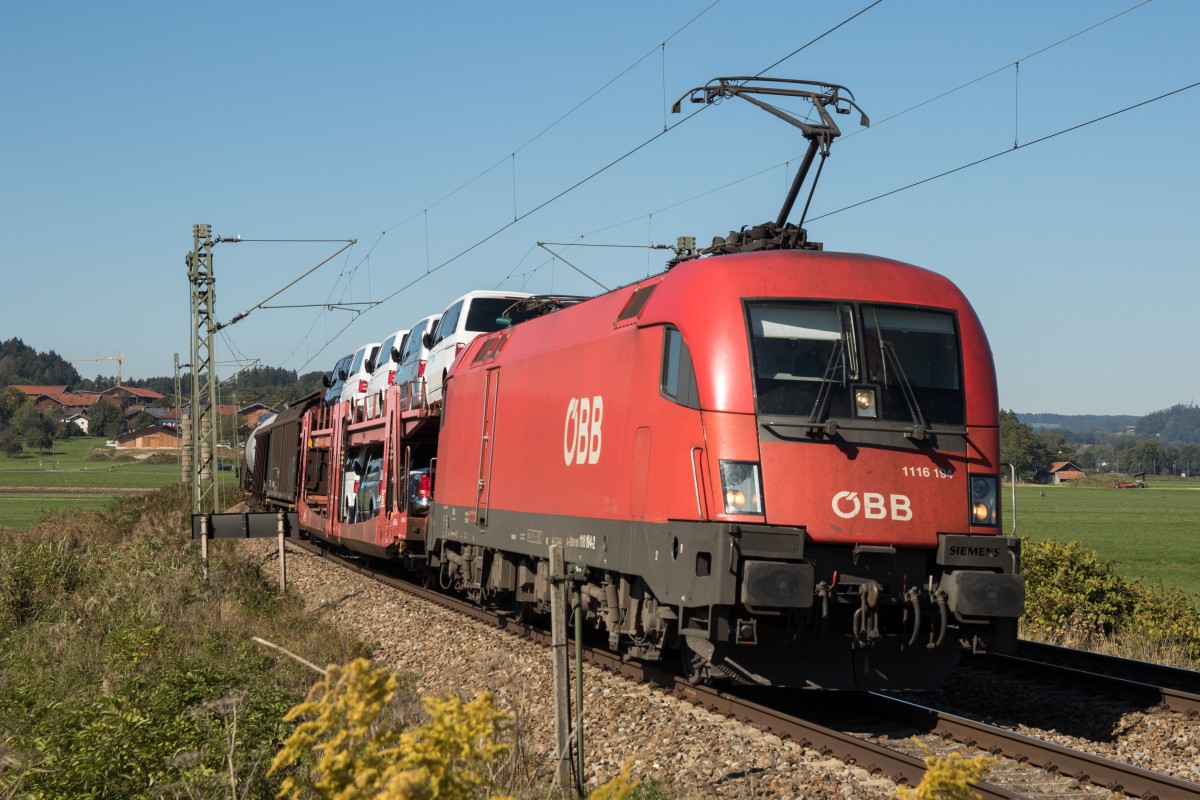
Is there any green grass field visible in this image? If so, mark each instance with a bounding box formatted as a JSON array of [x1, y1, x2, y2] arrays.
[[1005, 482, 1200, 597], [4, 439, 1197, 599], [0, 437, 179, 487], [0, 493, 126, 528], [0, 437, 236, 529]]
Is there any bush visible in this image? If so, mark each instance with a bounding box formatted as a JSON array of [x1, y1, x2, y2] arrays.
[[893, 742, 996, 800], [0, 486, 366, 798], [0, 538, 90, 628], [270, 658, 663, 800], [1124, 581, 1200, 661], [1021, 537, 1200, 663], [270, 658, 511, 800], [1019, 538, 1133, 636], [86, 447, 136, 462]]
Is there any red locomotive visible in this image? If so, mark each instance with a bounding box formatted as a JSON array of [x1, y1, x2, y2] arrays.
[[237, 79, 1023, 690]]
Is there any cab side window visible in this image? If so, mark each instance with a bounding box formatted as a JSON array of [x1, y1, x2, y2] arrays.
[[661, 326, 700, 409]]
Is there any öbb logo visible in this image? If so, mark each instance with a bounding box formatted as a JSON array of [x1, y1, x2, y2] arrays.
[[832, 491, 912, 521], [563, 396, 603, 465]]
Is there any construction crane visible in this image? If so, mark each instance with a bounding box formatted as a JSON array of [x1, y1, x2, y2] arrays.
[[68, 353, 124, 386]]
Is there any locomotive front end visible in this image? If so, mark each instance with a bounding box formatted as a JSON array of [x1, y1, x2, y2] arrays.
[[669, 252, 1023, 689], [424, 77, 1022, 692]]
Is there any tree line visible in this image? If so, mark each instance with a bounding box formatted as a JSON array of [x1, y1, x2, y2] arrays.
[[0, 338, 81, 387], [73, 365, 326, 407], [1002, 408, 1200, 481], [0, 388, 133, 456], [5, 336, 1199, 474], [1, 338, 326, 407], [0, 388, 76, 456]]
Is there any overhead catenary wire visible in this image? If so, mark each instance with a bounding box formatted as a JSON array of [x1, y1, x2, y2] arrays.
[[279, 0, 732, 370], [215, 240, 357, 330], [271, 242, 364, 373], [755, 0, 886, 77], [841, 0, 1154, 141], [275, 0, 1152, 375], [807, 80, 1200, 223], [374, 0, 726, 240], [362, 0, 887, 311], [536, 243, 612, 292], [262, 302, 379, 310], [570, 0, 1160, 243], [365, 114, 697, 313]]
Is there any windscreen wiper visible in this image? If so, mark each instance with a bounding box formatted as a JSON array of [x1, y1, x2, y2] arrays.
[[879, 341, 930, 441], [805, 340, 847, 437]]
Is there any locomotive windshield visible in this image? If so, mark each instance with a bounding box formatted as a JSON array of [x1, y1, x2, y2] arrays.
[[748, 301, 964, 425], [861, 305, 963, 425]]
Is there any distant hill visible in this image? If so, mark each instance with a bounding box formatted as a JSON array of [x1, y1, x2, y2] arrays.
[[1, 338, 325, 409], [1018, 406, 1200, 446], [0, 338, 82, 387], [1137, 404, 1200, 444], [1017, 413, 1139, 433]]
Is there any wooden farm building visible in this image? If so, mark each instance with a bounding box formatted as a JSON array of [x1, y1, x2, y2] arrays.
[[114, 426, 181, 449], [1046, 461, 1086, 484]]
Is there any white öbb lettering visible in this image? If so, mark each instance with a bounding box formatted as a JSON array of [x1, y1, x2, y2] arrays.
[[563, 396, 603, 465], [832, 491, 913, 521]]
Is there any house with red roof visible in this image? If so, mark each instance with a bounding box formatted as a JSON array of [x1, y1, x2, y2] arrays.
[[101, 385, 165, 411], [1046, 461, 1086, 484], [9, 385, 100, 416]]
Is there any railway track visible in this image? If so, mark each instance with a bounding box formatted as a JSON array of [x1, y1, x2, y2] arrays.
[[288, 538, 1200, 799], [972, 641, 1200, 716], [856, 693, 1200, 800]]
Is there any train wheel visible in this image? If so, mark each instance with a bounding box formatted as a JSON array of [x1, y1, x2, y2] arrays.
[[421, 559, 437, 589], [680, 638, 711, 685], [510, 596, 531, 623]]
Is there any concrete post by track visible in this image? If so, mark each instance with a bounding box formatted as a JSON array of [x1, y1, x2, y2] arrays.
[[549, 544, 574, 792]]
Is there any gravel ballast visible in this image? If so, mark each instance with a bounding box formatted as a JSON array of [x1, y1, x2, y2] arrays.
[[245, 540, 1199, 798]]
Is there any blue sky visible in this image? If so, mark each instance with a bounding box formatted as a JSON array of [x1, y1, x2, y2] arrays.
[[1, 0, 1195, 415]]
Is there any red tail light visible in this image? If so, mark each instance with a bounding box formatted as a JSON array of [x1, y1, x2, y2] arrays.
[[388, 369, 395, 385], [417, 473, 431, 499], [358, 379, 368, 393], [455, 342, 466, 355], [417, 360, 427, 378], [353, 480, 359, 493]]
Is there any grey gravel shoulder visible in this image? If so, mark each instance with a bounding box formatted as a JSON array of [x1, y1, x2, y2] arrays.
[[247, 541, 892, 799]]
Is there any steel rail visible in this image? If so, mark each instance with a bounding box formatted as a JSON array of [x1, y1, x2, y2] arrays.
[[866, 693, 1200, 800], [285, 538, 1029, 799], [289, 539, 1200, 797], [976, 640, 1200, 716], [674, 686, 1027, 800]]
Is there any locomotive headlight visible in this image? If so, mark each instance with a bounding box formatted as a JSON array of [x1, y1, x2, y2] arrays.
[[969, 475, 998, 526], [853, 387, 877, 418], [720, 460, 763, 515]]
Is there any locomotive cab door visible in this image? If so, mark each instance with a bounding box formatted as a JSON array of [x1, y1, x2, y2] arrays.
[[475, 367, 501, 527]]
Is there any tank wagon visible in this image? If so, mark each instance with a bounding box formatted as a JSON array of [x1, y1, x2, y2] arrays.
[[239, 78, 1023, 690]]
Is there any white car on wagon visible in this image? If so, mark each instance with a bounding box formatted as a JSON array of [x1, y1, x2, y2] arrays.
[[422, 290, 532, 406], [364, 326, 411, 417], [338, 341, 382, 409], [392, 314, 440, 409]]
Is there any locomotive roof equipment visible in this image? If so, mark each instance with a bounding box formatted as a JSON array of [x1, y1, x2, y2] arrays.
[[672, 77, 869, 259]]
